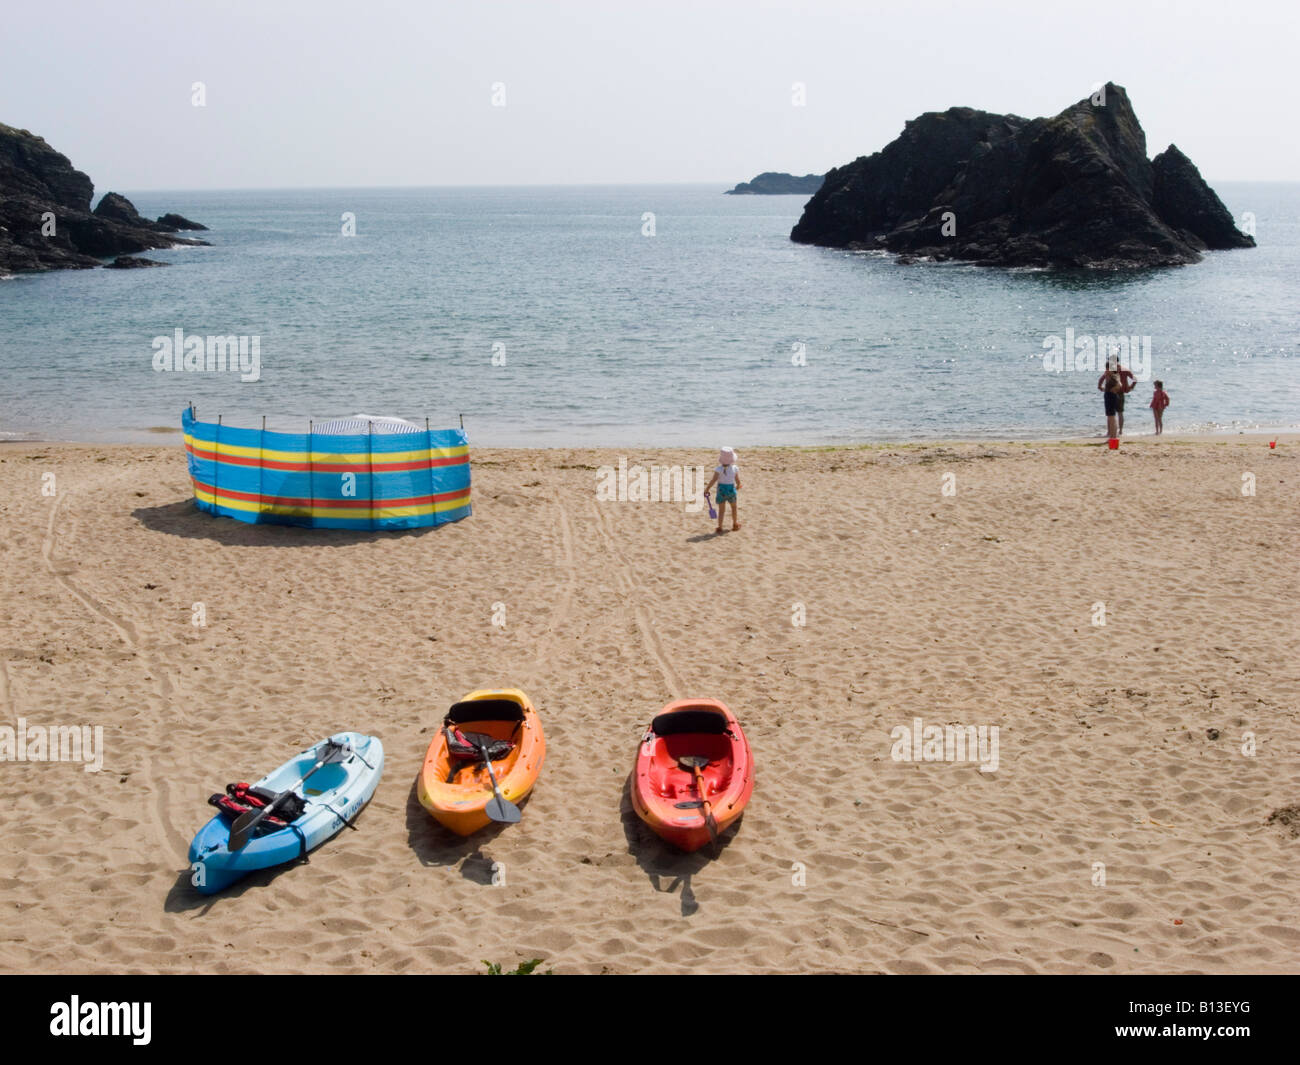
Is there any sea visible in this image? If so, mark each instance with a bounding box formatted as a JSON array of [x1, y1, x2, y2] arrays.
[[1, 184, 1295, 446]]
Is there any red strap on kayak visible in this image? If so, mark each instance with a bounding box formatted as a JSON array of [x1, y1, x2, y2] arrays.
[[208, 792, 292, 829]]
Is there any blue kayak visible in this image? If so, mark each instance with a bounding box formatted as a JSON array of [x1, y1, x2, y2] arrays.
[[187, 732, 384, 895]]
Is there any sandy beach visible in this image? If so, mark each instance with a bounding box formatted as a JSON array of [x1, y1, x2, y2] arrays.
[[0, 436, 1295, 975]]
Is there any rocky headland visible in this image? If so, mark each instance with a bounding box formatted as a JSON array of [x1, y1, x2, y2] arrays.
[[727, 172, 824, 195], [0, 122, 209, 275]]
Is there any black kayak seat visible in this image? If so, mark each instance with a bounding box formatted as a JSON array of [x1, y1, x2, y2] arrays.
[[651, 708, 729, 736], [446, 699, 525, 725]]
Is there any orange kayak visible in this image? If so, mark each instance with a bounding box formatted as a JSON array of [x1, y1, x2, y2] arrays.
[[417, 688, 545, 836], [630, 699, 753, 852]]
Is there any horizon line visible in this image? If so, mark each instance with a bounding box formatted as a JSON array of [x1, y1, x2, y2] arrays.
[[113, 178, 1299, 195]]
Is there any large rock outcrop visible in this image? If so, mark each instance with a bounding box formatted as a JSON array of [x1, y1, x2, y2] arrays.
[[0, 122, 209, 274], [790, 84, 1253, 268], [726, 172, 824, 195]]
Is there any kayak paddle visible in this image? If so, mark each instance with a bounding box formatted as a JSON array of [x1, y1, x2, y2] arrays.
[[228, 739, 351, 851], [475, 736, 522, 824], [678, 755, 719, 850]]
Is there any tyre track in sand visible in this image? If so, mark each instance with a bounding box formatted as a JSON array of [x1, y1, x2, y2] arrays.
[[591, 501, 684, 697], [41, 478, 185, 705], [535, 489, 578, 665], [143, 751, 192, 861], [0, 659, 12, 715], [40, 470, 192, 862]]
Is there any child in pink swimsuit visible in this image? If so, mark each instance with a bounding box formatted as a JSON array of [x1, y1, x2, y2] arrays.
[[1150, 380, 1170, 435]]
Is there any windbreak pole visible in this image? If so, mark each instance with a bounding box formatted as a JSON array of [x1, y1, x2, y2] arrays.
[[213, 414, 222, 514], [308, 419, 315, 520], [426, 417, 435, 519], [258, 415, 266, 518]]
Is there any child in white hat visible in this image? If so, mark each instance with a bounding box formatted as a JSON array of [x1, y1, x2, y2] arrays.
[[704, 447, 742, 533]]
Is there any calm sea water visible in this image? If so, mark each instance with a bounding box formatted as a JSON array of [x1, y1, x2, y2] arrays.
[[1, 184, 1296, 445]]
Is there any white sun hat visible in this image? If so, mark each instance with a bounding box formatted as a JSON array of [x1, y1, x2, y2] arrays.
[[719, 447, 737, 466]]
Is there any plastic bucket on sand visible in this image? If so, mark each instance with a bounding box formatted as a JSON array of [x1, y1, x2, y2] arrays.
[[1107, 438, 1119, 450]]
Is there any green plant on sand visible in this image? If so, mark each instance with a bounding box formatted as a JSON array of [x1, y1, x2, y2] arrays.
[[482, 958, 552, 975]]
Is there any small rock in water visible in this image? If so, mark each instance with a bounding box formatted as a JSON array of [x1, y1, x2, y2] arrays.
[[105, 255, 167, 269], [156, 212, 208, 231]]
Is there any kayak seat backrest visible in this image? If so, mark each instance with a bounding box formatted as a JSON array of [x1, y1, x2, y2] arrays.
[[446, 699, 526, 726], [649, 711, 735, 795], [437, 706, 525, 785], [651, 709, 729, 736], [649, 727, 735, 797]]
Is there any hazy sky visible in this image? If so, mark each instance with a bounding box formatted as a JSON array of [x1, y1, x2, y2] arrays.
[[4, 0, 1297, 190]]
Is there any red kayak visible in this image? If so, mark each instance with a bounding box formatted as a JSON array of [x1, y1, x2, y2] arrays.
[[630, 699, 754, 852]]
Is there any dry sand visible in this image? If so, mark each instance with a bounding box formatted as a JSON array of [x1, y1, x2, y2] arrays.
[[0, 436, 1296, 974]]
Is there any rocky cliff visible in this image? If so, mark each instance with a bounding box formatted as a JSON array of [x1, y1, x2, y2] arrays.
[[789, 84, 1253, 268], [0, 122, 208, 274]]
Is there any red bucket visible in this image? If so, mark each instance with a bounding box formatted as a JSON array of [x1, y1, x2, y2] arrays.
[[1107, 438, 1119, 450]]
